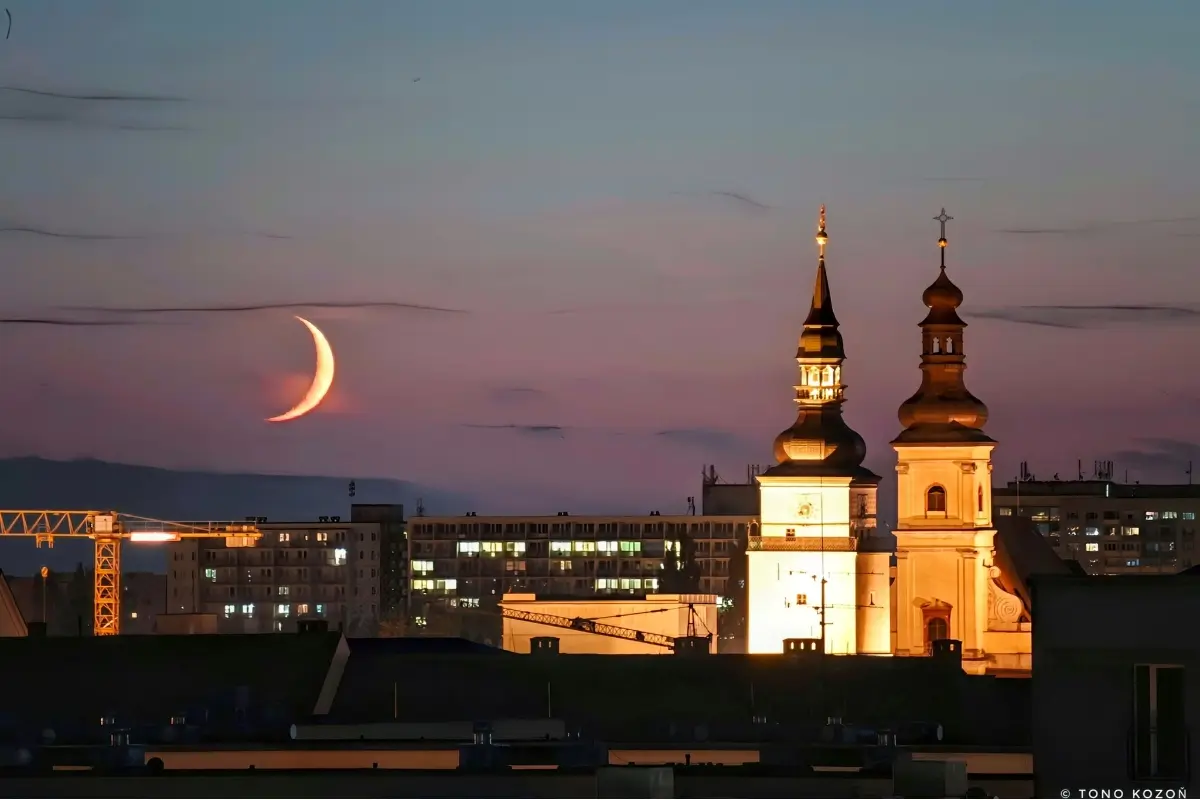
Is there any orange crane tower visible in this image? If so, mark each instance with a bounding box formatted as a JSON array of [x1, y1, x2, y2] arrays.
[[0, 510, 260, 636]]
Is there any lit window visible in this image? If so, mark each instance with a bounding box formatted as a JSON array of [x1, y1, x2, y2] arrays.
[[998, 507, 1013, 516], [296, 603, 310, 614], [458, 597, 480, 608], [573, 541, 596, 553], [223, 604, 235, 617], [316, 532, 328, 542], [130, 611, 139, 619], [277, 604, 290, 616], [598, 540, 618, 554], [595, 578, 618, 590], [241, 603, 255, 616], [457, 541, 480, 555], [619, 578, 642, 590], [1185, 512, 1196, 521], [435, 579, 457, 593], [1146, 512, 1160, 521], [204, 568, 216, 581], [645, 578, 659, 590], [550, 541, 572, 555], [316, 604, 325, 615], [1086, 543, 1099, 552], [333, 548, 347, 566], [796, 594, 808, 605], [619, 541, 642, 553], [411, 559, 434, 573], [1085, 527, 1101, 536], [279, 533, 290, 543], [412, 579, 434, 591], [482, 541, 503, 556], [1123, 526, 1141, 536], [504, 542, 526, 555], [1127, 559, 1141, 567], [278, 586, 290, 596], [1163, 511, 1179, 520]]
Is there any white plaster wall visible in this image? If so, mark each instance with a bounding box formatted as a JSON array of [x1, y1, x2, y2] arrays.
[[747, 550, 858, 654]]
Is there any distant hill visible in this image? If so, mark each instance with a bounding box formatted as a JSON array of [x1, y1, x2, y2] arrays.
[[0, 457, 471, 522]]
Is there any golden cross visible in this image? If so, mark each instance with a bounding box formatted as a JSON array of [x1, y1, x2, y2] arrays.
[[816, 205, 828, 259]]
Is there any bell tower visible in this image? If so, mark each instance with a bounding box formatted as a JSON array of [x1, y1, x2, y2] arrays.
[[891, 209, 996, 673], [746, 207, 888, 656]]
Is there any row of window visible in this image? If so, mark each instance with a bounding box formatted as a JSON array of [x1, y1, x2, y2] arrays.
[[1004, 507, 1198, 521], [413, 522, 742, 537], [222, 602, 324, 618]]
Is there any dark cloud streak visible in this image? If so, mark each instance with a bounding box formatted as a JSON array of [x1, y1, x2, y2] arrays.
[[996, 215, 1200, 236], [0, 85, 189, 132], [0, 226, 144, 241], [655, 428, 750, 452], [0, 318, 152, 327], [462, 423, 565, 438], [969, 304, 1200, 329], [62, 301, 469, 315], [0, 86, 186, 103], [711, 191, 771, 211]]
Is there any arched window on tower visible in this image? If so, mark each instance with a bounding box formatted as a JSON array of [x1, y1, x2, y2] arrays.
[[931, 337, 941, 354], [978, 485, 984, 513], [945, 337, 954, 354], [926, 485, 947, 513]]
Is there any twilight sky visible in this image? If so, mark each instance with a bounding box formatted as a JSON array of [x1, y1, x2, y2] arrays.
[[2, 0, 1200, 521]]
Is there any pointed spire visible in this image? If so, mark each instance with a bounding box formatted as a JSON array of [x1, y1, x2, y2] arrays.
[[804, 204, 839, 327]]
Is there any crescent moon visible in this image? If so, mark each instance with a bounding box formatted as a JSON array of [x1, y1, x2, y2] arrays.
[[266, 316, 336, 423]]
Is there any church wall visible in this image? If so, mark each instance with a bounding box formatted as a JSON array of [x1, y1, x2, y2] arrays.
[[855, 551, 892, 655], [892, 534, 994, 659], [747, 550, 858, 654]]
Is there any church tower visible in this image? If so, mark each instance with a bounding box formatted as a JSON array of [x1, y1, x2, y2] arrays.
[[747, 207, 889, 655], [891, 209, 996, 672]]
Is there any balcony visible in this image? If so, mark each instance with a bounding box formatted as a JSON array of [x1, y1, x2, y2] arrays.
[[747, 536, 856, 552]]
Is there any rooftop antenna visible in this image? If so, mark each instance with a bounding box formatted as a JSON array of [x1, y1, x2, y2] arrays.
[[416, 498, 426, 517], [1077, 460, 1084, 481], [1187, 461, 1194, 486], [348, 480, 356, 499], [686, 496, 696, 516]]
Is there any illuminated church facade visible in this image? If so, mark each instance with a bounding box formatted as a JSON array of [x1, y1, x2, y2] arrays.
[[409, 205, 1061, 674], [746, 206, 1047, 675]]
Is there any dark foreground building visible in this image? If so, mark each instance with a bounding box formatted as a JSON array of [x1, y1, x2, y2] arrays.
[[0, 630, 1032, 796], [0, 631, 1028, 746]]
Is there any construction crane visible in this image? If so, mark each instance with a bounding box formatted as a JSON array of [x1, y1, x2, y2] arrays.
[[497, 603, 712, 651], [0, 510, 260, 636]]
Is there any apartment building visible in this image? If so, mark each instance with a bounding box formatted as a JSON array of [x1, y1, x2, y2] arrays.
[[993, 480, 1200, 575], [166, 518, 381, 635], [406, 514, 755, 616], [349, 504, 407, 620]]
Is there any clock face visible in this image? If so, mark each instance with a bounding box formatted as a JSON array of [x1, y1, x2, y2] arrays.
[[796, 494, 821, 521]]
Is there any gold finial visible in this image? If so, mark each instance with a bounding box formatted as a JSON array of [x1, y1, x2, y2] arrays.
[[816, 204, 828, 259], [933, 207, 953, 268]]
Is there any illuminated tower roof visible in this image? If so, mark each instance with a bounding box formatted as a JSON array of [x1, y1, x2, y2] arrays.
[[765, 206, 880, 481], [893, 208, 994, 445]]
